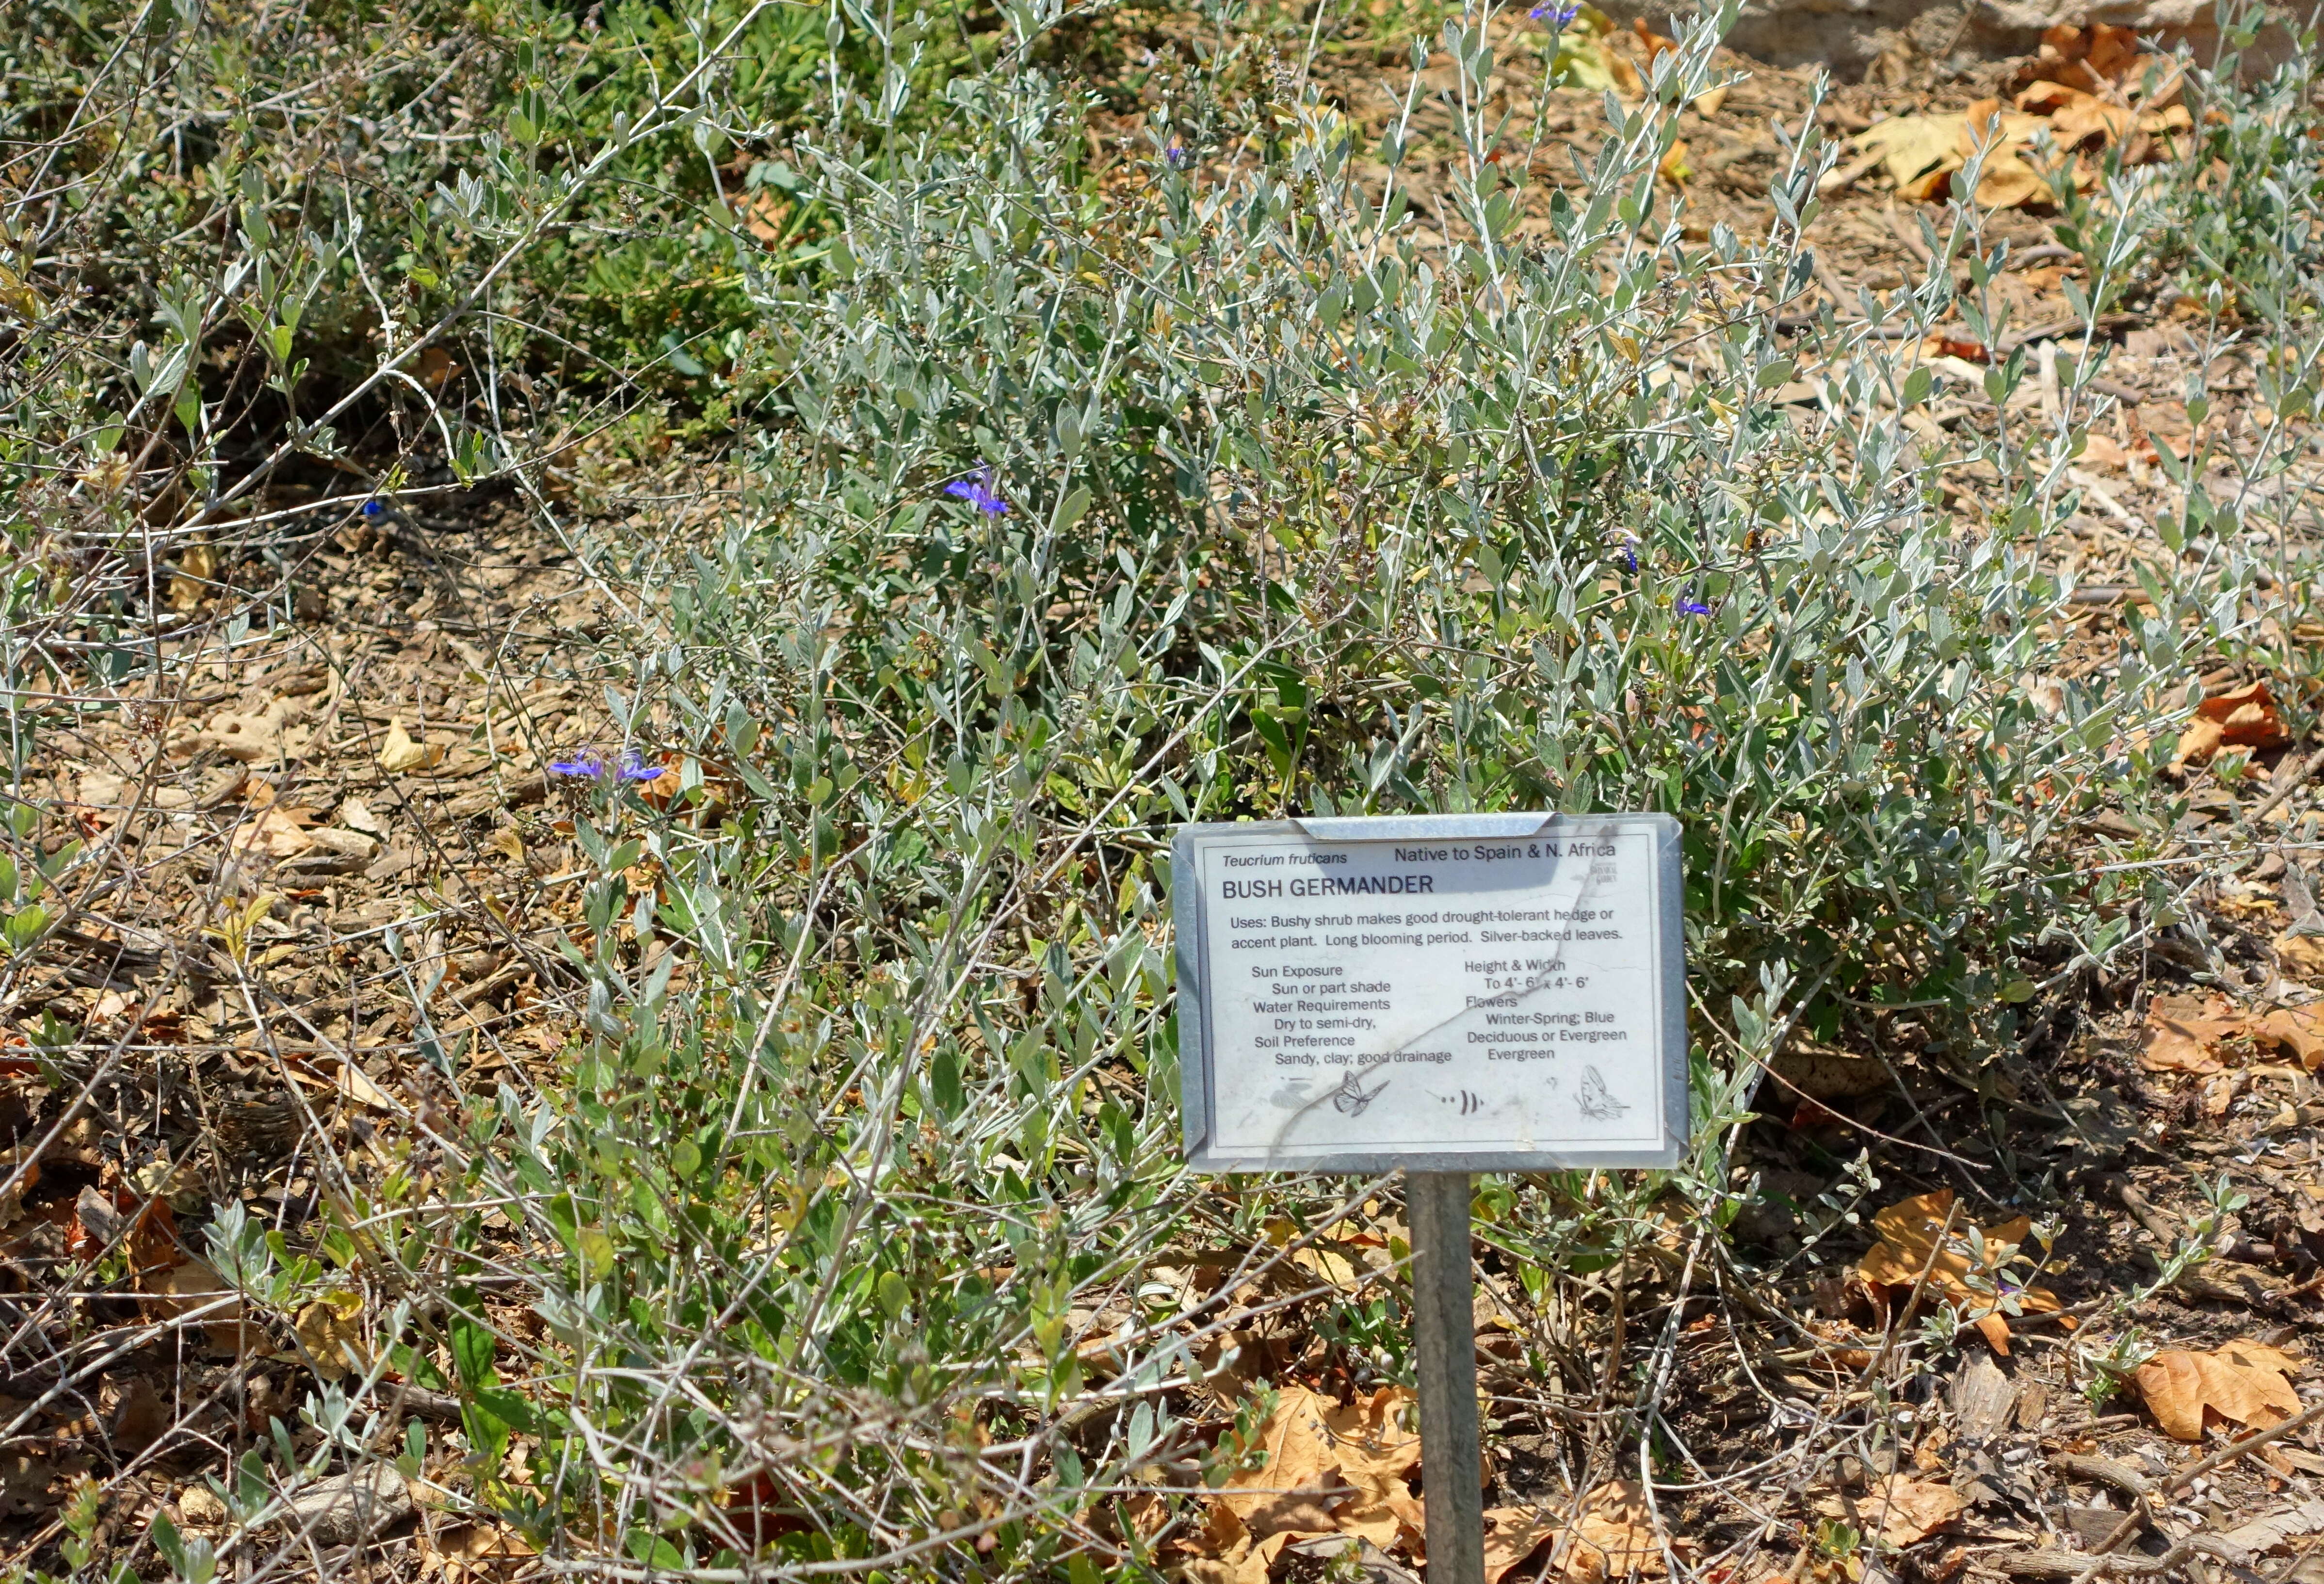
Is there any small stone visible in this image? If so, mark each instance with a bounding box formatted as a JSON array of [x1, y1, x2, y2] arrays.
[[75, 1186, 126, 1249], [178, 1485, 228, 1528], [276, 1466, 412, 1545]]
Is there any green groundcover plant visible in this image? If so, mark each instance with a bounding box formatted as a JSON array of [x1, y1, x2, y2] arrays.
[[11, 0, 2320, 1578], [252, 3, 2259, 1574]]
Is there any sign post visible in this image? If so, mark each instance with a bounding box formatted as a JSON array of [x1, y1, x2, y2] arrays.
[[1173, 812, 1686, 1581], [1408, 1171, 1486, 1584]]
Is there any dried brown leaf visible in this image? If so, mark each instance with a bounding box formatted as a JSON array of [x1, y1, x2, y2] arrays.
[[1856, 1190, 2059, 1339], [2135, 1340, 2302, 1441], [2203, 681, 2289, 746], [140, 1259, 249, 1355], [2276, 934, 2324, 978], [2141, 994, 2244, 1074], [1195, 1385, 1425, 1567], [295, 1290, 368, 1380], [1855, 114, 1964, 187], [1485, 1507, 1560, 1584], [377, 720, 444, 774], [1214, 1385, 1355, 1538], [420, 1522, 539, 1584], [1563, 1481, 1664, 1584], [2256, 1007, 2324, 1070], [1820, 1474, 1968, 1546], [1318, 1387, 1423, 1547]]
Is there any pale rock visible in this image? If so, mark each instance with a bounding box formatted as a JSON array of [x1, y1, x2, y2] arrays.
[[178, 1484, 229, 1528], [276, 826, 380, 876], [274, 1466, 412, 1545]]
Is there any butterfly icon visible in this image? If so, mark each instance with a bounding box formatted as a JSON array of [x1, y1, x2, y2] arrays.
[[1332, 1070, 1388, 1116], [1576, 1065, 1630, 1121]]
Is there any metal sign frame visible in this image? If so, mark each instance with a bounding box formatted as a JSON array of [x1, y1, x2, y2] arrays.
[[1172, 810, 1687, 1174]]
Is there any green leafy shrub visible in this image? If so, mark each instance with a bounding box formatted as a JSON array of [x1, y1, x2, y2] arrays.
[[2146, 2, 2324, 709], [16, 0, 2319, 1577], [2154, 0, 2324, 322], [339, 2, 2254, 1568]]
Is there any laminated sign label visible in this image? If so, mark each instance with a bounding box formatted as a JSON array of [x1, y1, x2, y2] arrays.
[[1173, 812, 1686, 1172]]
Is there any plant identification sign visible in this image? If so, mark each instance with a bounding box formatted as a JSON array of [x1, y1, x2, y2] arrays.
[[1174, 812, 1686, 1173]]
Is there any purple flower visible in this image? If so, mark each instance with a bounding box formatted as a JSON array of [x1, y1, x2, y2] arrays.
[[943, 465, 1009, 515], [1622, 548, 1639, 572], [1530, 1, 1578, 26], [1163, 142, 1190, 168], [362, 499, 385, 517], [549, 749, 667, 783], [1678, 598, 1711, 615]]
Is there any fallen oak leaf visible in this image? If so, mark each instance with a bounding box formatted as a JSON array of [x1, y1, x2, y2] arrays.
[[0, 1147, 38, 1223], [2200, 681, 2288, 749], [1318, 1387, 1423, 1548], [1194, 1384, 1428, 1567], [377, 719, 444, 774], [1289, 1242, 1364, 1289], [1181, 1503, 1280, 1584], [2016, 24, 2151, 94], [421, 1521, 538, 1584], [2175, 683, 2289, 771], [278, 826, 379, 876], [1819, 1474, 1968, 1546], [2172, 714, 2227, 771], [1959, 100, 2067, 209], [336, 1058, 396, 1111], [1856, 1189, 2059, 1352], [2274, 933, 2324, 979], [1855, 114, 1966, 187], [168, 540, 217, 612], [294, 1289, 369, 1380], [2015, 81, 2134, 148], [2079, 22, 2141, 80], [1971, 152, 2054, 210], [1485, 1506, 1561, 1584], [1178, 1542, 1273, 1584], [1560, 1480, 1665, 1584], [139, 1257, 250, 1355], [1212, 1385, 1356, 1539], [2140, 993, 2245, 1075], [2255, 1006, 2324, 1071], [224, 804, 320, 863], [2135, 1340, 2303, 1442]]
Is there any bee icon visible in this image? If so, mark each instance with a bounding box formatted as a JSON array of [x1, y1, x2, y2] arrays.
[[1331, 1070, 1388, 1116]]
